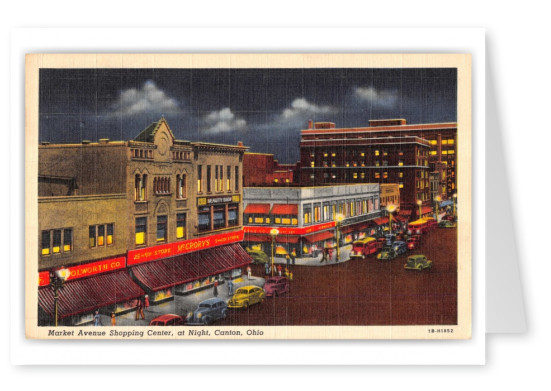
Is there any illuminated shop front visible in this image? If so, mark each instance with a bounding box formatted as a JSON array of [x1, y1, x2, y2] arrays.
[[128, 230, 250, 299], [37, 256, 145, 326]]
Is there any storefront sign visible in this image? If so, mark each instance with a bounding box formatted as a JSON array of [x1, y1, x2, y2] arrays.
[[197, 195, 240, 206], [244, 221, 335, 236], [127, 229, 244, 266], [38, 256, 126, 286]]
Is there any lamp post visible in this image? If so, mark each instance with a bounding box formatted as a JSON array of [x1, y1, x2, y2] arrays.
[[417, 199, 423, 219], [334, 213, 344, 261], [386, 204, 397, 236], [452, 193, 457, 219], [269, 228, 279, 277], [434, 195, 442, 222], [49, 267, 70, 326]]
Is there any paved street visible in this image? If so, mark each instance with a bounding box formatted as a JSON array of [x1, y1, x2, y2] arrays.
[[94, 228, 456, 327]]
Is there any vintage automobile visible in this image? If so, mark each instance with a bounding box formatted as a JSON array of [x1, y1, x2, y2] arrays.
[[263, 276, 290, 297], [404, 255, 433, 271], [350, 237, 379, 259], [377, 245, 397, 261], [227, 285, 266, 309], [407, 236, 421, 250], [245, 247, 270, 264], [442, 214, 456, 222], [149, 314, 185, 326], [438, 220, 457, 228], [391, 240, 407, 255], [186, 297, 228, 325]]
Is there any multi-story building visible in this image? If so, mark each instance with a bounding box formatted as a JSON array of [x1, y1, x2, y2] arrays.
[[243, 184, 383, 258], [299, 120, 432, 217], [242, 152, 296, 186], [38, 118, 251, 326]]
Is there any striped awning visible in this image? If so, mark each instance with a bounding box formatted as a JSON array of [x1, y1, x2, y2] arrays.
[[38, 270, 145, 319], [131, 243, 252, 291]]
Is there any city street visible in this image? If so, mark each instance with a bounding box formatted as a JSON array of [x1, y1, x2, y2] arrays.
[[220, 227, 457, 326], [104, 227, 457, 327]]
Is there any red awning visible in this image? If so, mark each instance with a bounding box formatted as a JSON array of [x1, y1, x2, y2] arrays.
[[373, 217, 389, 225], [421, 206, 433, 215], [399, 209, 412, 216], [131, 243, 252, 291], [270, 204, 299, 215], [244, 203, 271, 214], [38, 270, 145, 319], [394, 215, 407, 223], [340, 222, 369, 234], [304, 230, 335, 243], [277, 235, 300, 244]]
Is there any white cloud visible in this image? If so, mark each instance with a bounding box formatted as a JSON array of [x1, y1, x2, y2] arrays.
[[202, 108, 247, 134], [353, 86, 398, 108], [110, 80, 179, 116], [279, 98, 337, 124]]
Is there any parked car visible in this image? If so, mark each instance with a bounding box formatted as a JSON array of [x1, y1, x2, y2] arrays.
[[391, 241, 407, 255], [245, 247, 269, 264], [228, 285, 265, 309], [438, 220, 457, 228], [442, 215, 456, 222], [186, 297, 228, 325], [404, 255, 433, 271], [377, 245, 397, 261], [149, 314, 185, 326], [264, 276, 290, 297], [407, 236, 421, 250]]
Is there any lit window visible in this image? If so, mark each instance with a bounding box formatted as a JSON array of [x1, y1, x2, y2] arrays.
[[399, 172, 403, 178], [197, 165, 203, 192], [448, 139, 454, 145], [177, 213, 186, 239], [136, 217, 147, 245], [430, 140, 437, 145], [41, 231, 51, 255], [375, 150, 379, 156], [442, 150, 448, 155], [63, 228, 72, 252], [398, 161, 404, 166], [430, 150, 437, 155], [89, 225, 97, 248], [353, 172, 358, 179], [52, 230, 61, 254], [448, 150, 455, 155], [360, 152, 365, 157], [442, 140, 448, 145], [399, 183, 404, 188], [157, 216, 167, 242]]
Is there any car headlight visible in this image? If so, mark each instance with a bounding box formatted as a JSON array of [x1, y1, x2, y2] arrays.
[[197, 313, 202, 319], [187, 311, 193, 318]]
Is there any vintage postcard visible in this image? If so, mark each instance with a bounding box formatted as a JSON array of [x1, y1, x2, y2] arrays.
[[25, 53, 471, 340]]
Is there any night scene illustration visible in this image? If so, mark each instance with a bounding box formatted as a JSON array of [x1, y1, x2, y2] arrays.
[[30, 55, 465, 338]]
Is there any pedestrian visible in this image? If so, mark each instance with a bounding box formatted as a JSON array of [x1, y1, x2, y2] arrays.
[[135, 297, 145, 320], [320, 247, 328, 263], [227, 278, 234, 296], [289, 271, 293, 281], [291, 249, 296, 265], [285, 254, 290, 268], [110, 312, 116, 326], [265, 262, 271, 275], [213, 279, 218, 296], [328, 247, 334, 262], [284, 267, 289, 278], [277, 264, 282, 276], [144, 294, 149, 309], [247, 265, 252, 280], [93, 310, 101, 326]]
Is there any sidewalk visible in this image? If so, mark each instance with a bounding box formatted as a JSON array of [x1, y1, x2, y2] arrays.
[[269, 244, 353, 267], [106, 274, 266, 327]]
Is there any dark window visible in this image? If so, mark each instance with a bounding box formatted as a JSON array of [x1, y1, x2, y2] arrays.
[[227, 165, 231, 191], [41, 230, 51, 255], [106, 224, 114, 245], [198, 206, 211, 232], [228, 204, 239, 226], [235, 166, 239, 191], [89, 225, 97, 248], [157, 216, 167, 242], [63, 228, 72, 252], [207, 165, 212, 193], [213, 206, 226, 230]]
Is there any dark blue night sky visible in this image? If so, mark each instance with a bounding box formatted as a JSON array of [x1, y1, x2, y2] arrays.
[[39, 68, 457, 163]]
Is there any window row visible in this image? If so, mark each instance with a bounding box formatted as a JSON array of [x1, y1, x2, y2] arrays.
[[246, 214, 298, 226], [89, 223, 114, 248], [198, 203, 239, 232], [41, 228, 72, 256], [303, 198, 379, 225], [135, 213, 187, 246], [131, 148, 153, 159], [197, 165, 239, 193], [172, 151, 191, 161], [134, 174, 187, 200], [311, 150, 420, 158]]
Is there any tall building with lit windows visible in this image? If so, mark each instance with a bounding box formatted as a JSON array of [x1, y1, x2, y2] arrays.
[[38, 118, 250, 326], [298, 119, 457, 217]]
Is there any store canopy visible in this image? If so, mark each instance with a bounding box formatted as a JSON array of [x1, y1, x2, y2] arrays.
[[340, 222, 369, 234], [131, 243, 252, 291], [393, 215, 407, 223], [245, 233, 300, 244], [38, 270, 144, 319], [420, 206, 433, 215], [373, 217, 389, 226], [243, 203, 271, 214], [304, 230, 335, 243], [398, 209, 412, 216], [270, 204, 299, 215]]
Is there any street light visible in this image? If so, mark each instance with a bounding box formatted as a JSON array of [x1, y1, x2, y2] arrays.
[[453, 193, 458, 219], [386, 204, 397, 236], [269, 228, 279, 277], [49, 267, 70, 326], [434, 195, 442, 222], [417, 199, 423, 219], [334, 213, 344, 262]]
